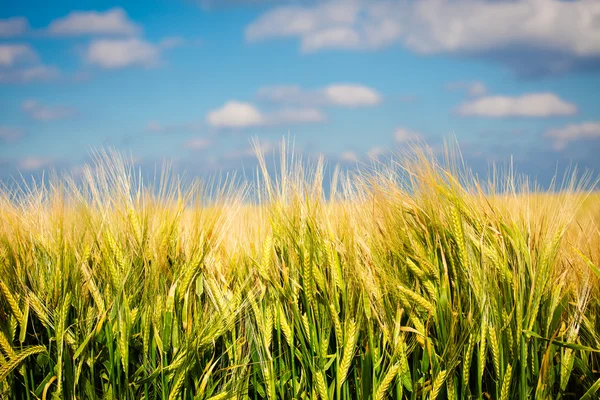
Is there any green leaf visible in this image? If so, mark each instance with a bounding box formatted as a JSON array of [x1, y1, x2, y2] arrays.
[[523, 330, 600, 353]]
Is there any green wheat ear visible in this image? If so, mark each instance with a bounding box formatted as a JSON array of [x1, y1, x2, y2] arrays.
[[0, 345, 47, 381], [0, 140, 599, 399]]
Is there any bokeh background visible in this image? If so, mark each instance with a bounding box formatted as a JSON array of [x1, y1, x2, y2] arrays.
[[1, 0, 599, 187]]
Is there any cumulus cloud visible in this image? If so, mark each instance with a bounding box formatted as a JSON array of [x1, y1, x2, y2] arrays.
[[246, 0, 600, 75], [0, 126, 23, 143], [446, 80, 488, 97], [21, 100, 75, 121], [456, 93, 577, 117], [0, 44, 37, 66], [0, 17, 29, 37], [545, 121, 600, 150], [207, 101, 265, 128], [246, 2, 375, 52], [207, 101, 325, 128], [0, 66, 60, 83], [258, 83, 381, 107], [47, 8, 141, 36], [86, 38, 160, 69]]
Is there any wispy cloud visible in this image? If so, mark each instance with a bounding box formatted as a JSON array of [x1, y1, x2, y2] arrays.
[[206, 101, 325, 129], [339, 151, 358, 163], [545, 121, 600, 151], [22, 100, 76, 121], [158, 36, 186, 49], [456, 93, 577, 118], [0, 44, 60, 84], [0, 126, 24, 143], [268, 108, 325, 125], [198, 0, 283, 9], [47, 8, 141, 36], [258, 83, 381, 107], [145, 121, 204, 135], [367, 146, 386, 159], [394, 128, 423, 143], [184, 137, 211, 150], [0, 17, 29, 37], [146, 121, 164, 132], [0, 65, 60, 83], [222, 140, 275, 160], [0, 44, 37, 66], [446, 80, 487, 97], [246, 0, 600, 75], [18, 157, 54, 171]]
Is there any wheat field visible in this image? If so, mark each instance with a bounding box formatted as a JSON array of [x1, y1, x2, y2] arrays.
[[0, 143, 599, 399]]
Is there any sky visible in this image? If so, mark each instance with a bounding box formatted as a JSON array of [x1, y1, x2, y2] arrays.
[[1, 0, 600, 188]]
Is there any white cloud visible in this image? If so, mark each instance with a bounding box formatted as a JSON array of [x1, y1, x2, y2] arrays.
[[456, 93, 577, 117], [0, 45, 59, 84], [0, 44, 37, 66], [207, 101, 265, 128], [47, 8, 141, 36], [86, 38, 160, 69], [185, 138, 211, 150], [403, 0, 600, 56], [258, 83, 381, 107], [246, 1, 396, 52], [0, 17, 29, 37], [447, 80, 487, 97], [394, 128, 423, 142], [545, 121, 600, 150], [0, 66, 60, 83], [324, 84, 381, 107], [302, 27, 362, 52], [18, 157, 53, 171], [21, 100, 75, 121], [0, 126, 23, 143], [207, 101, 324, 128], [246, 0, 600, 73]]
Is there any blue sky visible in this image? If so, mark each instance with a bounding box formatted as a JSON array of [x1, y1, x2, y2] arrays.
[[1, 0, 599, 186]]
